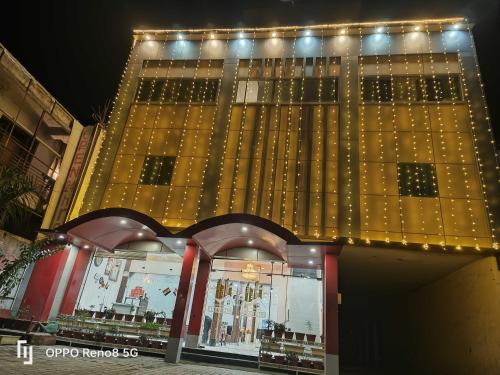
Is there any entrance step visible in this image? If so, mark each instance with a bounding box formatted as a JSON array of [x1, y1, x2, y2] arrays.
[[181, 347, 259, 368]]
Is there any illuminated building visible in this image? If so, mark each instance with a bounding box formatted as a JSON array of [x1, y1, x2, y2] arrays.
[[10, 18, 500, 374]]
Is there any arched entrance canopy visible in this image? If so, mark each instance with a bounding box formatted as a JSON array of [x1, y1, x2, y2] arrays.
[[42, 208, 340, 267]]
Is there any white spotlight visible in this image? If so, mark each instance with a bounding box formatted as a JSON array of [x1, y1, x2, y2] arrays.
[[145, 34, 151, 40], [310, 248, 317, 253], [271, 31, 277, 38], [414, 25, 421, 31], [83, 245, 90, 249], [248, 239, 254, 245], [241, 226, 248, 233], [210, 32, 215, 39], [120, 219, 127, 225], [453, 23, 461, 30], [308, 260, 314, 265], [305, 30, 311, 36], [340, 28, 347, 35], [176, 239, 182, 245], [138, 232, 144, 237], [376, 26, 384, 33], [238, 32, 244, 38], [177, 33, 184, 40], [58, 235, 65, 239]]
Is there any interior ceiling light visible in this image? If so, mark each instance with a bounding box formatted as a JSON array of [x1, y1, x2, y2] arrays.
[[248, 239, 254, 245]]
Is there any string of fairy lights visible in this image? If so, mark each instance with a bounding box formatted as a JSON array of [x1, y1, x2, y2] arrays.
[[213, 37, 242, 216], [248, 58, 273, 216], [344, 28, 354, 243], [385, 27, 408, 245], [176, 57, 213, 223], [265, 39, 285, 220], [292, 52, 307, 235], [163, 33, 207, 227], [279, 30, 298, 227], [114, 37, 167, 209], [415, 42, 443, 246], [229, 32, 256, 212], [133, 36, 170, 214], [358, 28, 370, 241], [195, 32, 231, 222], [143, 37, 176, 217], [373, 37, 391, 242], [104, 47, 154, 207], [424, 25, 466, 248], [311, 31, 325, 238], [464, 23, 499, 249], [456, 34, 495, 248], [81, 20, 498, 252], [82, 37, 141, 213], [400, 25, 430, 247]]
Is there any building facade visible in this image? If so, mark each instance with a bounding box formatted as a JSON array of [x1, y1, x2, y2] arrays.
[[14, 18, 500, 375], [0, 43, 91, 313]]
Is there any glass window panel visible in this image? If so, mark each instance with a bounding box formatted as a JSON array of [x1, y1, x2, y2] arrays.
[[139, 156, 176, 185], [398, 162, 438, 197], [236, 81, 246, 103], [246, 81, 259, 102]]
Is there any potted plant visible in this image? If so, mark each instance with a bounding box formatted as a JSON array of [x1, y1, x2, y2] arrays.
[[312, 360, 324, 370], [286, 352, 299, 367], [301, 358, 312, 368], [144, 311, 155, 323], [114, 313, 124, 321], [260, 352, 273, 363], [306, 333, 316, 343], [295, 332, 305, 341], [155, 311, 166, 325], [94, 329, 106, 342], [138, 334, 150, 347], [274, 355, 286, 365], [104, 308, 115, 319], [273, 322, 286, 339], [263, 319, 274, 337], [124, 314, 134, 322]]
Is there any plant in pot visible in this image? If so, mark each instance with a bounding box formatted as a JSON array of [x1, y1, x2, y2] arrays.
[[94, 329, 106, 342], [263, 319, 274, 338], [274, 355, 286, 365], [305, 320, 316, 343], [144, 311, 155, 323], [286, 352, 299, 367], [300, 358, 312, 368], [260, 352, 273, 363], [273, 322, 286, 339], [104, 308, 115, 319], [295, 332, 305, 341], [138, 333, 150, 347], [155, 311, 166, 325]]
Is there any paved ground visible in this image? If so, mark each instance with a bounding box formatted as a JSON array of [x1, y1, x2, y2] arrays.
[[0, 345, 276, 375]]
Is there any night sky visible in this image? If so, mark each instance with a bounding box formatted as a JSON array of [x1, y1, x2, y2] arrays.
[[0, 0, 498, 142]]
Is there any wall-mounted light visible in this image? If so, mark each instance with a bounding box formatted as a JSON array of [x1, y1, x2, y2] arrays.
[[120, 219, 127, 225], [271, 31, 277, 38], [413, 25, 421, 31], [310, 248, 317, 253], [248, 239, 254, 245]]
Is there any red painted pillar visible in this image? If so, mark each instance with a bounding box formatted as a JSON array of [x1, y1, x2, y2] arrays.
[[19, 245, 70, 321], [324, 253, 339, 375], [185, 259, 211, 348], [165, 242, 199, 362], [58, 249, 92, 315]]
